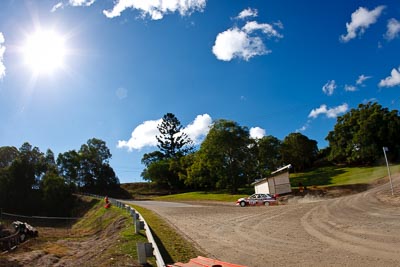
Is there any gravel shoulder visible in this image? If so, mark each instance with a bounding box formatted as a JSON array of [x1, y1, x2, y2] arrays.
[[130, 175, 400, 267]]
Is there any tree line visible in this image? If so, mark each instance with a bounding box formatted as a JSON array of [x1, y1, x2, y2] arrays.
[[142, 102, 400, 193], [1, 101, 399, 211], [0, 138, 119, 216]]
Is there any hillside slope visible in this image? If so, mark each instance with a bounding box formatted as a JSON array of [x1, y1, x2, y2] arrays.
[[0, 196, 149, 267]]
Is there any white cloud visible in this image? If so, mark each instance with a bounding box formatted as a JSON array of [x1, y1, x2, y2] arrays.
[[51, 2, 64, 12], [182, 114, 212, 144], [212, 20, 283, 61], [297, 125, 307, 132], [118, 114, 212, 151], [212, 28, 264, 61], [249, 127, 265, 139], [322, 80, 336, 96], [236, 8, 258, 20], [363, 98, 378, 104], [103, 0, 206, 20], [378, 66, 400, 87], [344, 84, 357, 92], [385, 18, 400, 40], [296, 120, 311, 132], [356, 74, 371, 85], [70, 0, 95, 6], [0, 33, 6, 80], [243, 21, 283, 38], [308, 103, 349, 119], [340, 5, 385, 42], [52, 0, 95, 11], [117, 119, 161, 151], [116, 87, 128, 99]]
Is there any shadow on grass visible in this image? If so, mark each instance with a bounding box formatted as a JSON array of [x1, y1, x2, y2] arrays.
[[147, 225, 174, 265], [290, 166, 347, 187]]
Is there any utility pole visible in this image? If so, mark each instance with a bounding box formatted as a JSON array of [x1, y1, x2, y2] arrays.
[[383, 147, 394, 196]]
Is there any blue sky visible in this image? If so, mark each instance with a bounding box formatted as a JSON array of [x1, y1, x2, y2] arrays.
[[0, 0, 399, 183]]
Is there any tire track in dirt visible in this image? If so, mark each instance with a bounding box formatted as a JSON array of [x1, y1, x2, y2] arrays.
[[132, 176, 400, 266], [228, 206, 304, 250], [300, 180, 400, 262]]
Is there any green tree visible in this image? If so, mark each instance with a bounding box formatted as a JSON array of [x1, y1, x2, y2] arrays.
[[141, 159, 172, 189], [79, 138, 119, 191], [41, 171, 74, 216], [141, 151, 165, 167], [0, 146, 19, 169], [185, 151, 215, 189], [0, 142, 76, 216], [326, 102, 400, 164], [141, 113, 193, 190], [6, 143, 47, 213], [57, 138, 119, 191], [57, 150, 80, 186], [255, 135, 283, 177], [156, 113, 193, 158], [188, 119, 254, 193], [0, 168, 12, 211], [281, 133, 318, 172]]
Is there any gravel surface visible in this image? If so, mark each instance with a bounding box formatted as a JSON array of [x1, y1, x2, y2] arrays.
[[128, 175, 400, 267]]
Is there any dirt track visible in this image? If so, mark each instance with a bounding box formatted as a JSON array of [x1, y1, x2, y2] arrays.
[[130, 175, 400, 267]]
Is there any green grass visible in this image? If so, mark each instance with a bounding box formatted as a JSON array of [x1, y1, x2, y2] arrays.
[[155, 191, 247, 202], [72, 200, 115, 234], [290, 164, 400, 188], [108, 208, 156, 266], [72, 197, 154, 266], [131, 204, 203, 265]]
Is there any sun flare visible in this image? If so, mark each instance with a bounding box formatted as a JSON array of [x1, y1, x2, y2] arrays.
[[22, 29, 66, 75]]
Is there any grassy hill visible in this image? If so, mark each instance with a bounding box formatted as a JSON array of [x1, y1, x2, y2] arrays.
[[290, 164, 400, 188]]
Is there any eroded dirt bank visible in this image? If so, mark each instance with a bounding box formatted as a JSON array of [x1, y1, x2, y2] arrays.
[[0, 199, 140, 267]]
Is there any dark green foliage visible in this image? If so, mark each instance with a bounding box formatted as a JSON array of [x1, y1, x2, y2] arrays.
[[141, 151, 165, 167], [141, 104, 400, 192], [156, 113, 193, 159], [57, 138, 120, 192], [326, 102, 400, 164], [0, 138, 118, 216], [187, 119, 254, 193], [281, 133, 318, 172], [0, 146, 18, 168], [142, 113, 192, 190], [254, 135, 283, 177], [0, 142, 68, 215], [57, 150, 80, 186], [41, 171, 75, 216]]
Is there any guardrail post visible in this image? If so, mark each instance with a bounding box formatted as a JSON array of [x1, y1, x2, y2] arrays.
[[137, 243, 147, 265], [135, 219, 144, 234], [132, 211, 138, 225], [136, 242, 153, 265]]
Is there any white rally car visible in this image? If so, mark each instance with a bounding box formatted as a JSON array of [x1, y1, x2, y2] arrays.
[[236, 193, 277, 207]]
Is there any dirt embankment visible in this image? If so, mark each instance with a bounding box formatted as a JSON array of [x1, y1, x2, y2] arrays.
[[132, 175, 400, 267], [0, 198, 141, 267]]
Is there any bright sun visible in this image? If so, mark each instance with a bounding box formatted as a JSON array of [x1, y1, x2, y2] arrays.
[[22, 29, 66, 75]]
